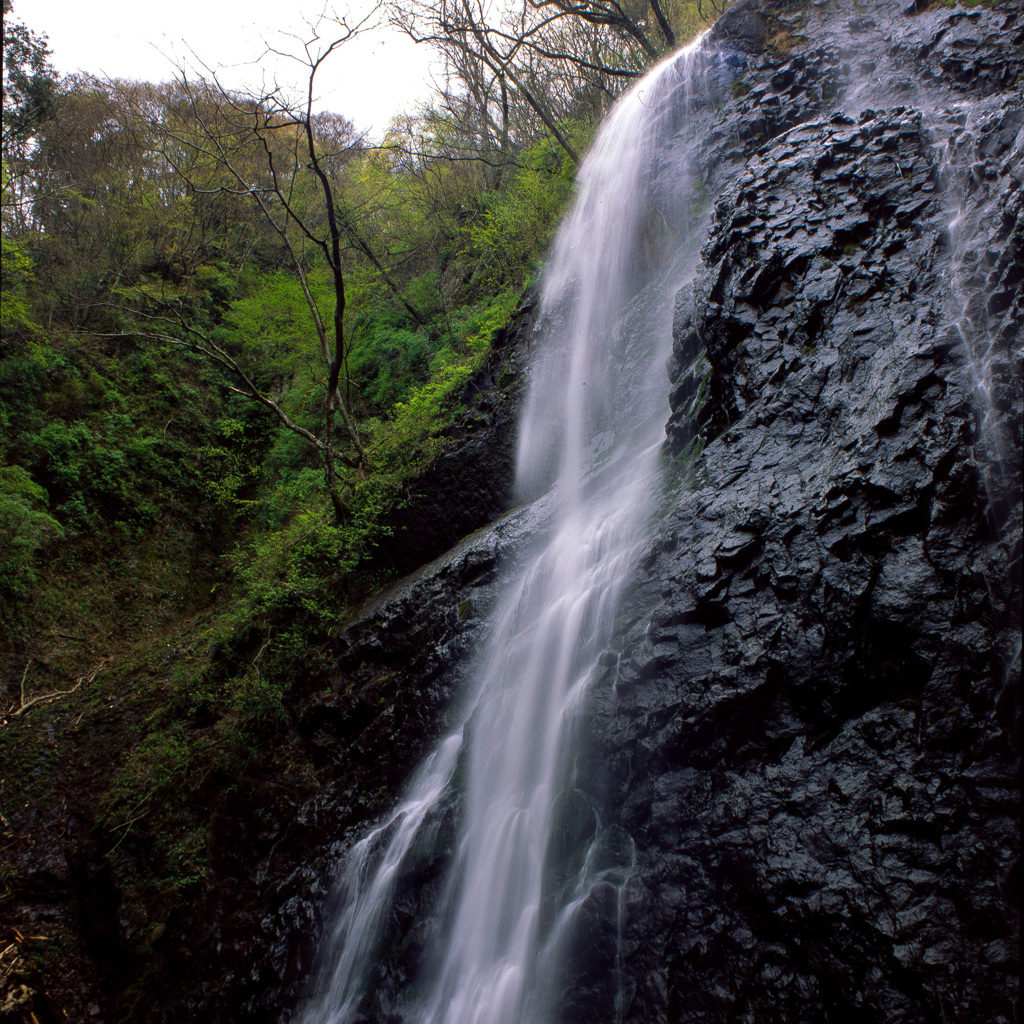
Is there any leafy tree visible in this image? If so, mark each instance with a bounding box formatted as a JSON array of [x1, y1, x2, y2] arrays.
[[0, 465, 63, 609], [1, 0, 58, 234], [127, 16, 382, 523], [0, 0, 57, 139], [23, 77, 270, 329]]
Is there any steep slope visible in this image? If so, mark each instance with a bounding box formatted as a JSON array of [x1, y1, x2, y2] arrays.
[[192, 1, 1019, 1021], [9, 0, 1016, 1020], [270, 2, 1020, 1023]]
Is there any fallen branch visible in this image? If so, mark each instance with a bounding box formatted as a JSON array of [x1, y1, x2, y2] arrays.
[[9, 660, 108, 719], [11, 681, 83, 718], [252, 636, 273, 666], [19, 661, 30, 709]]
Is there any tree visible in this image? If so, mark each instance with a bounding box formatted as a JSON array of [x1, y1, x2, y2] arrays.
[[528, 0, 676, 56], [389, 0, 666, 168], [1, 0, 57, 158], [18, 77, 266, 331], [136, 15, 382, 523], [2, 0, 58, 233], [388, 0, 723, 176]]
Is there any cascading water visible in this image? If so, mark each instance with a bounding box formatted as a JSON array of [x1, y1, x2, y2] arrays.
[[294, 35, 721, 1024], [927, 96, 1024, 720], [930, 98, 1022, 525]]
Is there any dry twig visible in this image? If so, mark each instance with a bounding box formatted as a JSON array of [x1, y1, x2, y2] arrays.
[[9, 660, 108, 720]]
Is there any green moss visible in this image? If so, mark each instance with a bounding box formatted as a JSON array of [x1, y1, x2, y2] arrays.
[[690, 178, 711, 218]]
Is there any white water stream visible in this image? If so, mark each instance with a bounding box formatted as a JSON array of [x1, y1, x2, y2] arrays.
[[930, 99, 1022, 520], [295, 36, 717, 1024]]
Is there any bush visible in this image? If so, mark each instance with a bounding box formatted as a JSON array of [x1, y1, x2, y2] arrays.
[[469, 135, 577, 290], [0, 464, 64, 609]]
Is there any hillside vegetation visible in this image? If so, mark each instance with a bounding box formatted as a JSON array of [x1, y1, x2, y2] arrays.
[[0, 0, 719, 1016]]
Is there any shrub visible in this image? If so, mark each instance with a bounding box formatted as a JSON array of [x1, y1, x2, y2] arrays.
[[0, 464, 64, 609]]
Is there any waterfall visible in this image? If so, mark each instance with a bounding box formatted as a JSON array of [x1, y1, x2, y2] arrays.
[[930, 97, 1022, 528], [294, 35, 719, 1024]]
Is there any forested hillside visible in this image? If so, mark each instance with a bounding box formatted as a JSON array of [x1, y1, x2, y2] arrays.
[[0, 0, 717, 1017]]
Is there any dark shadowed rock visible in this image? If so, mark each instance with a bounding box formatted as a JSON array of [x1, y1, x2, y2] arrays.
[[599, 1, 1022, 1021]]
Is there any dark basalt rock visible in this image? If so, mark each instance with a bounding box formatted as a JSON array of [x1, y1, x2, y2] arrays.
[[123, 501, 547, 1024], [77, 305, 541, 1024], [600, 1, 1022, 1021], [709, 0, 771, 54]]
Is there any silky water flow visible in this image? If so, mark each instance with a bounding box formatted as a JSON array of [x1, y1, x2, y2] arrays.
[[930, 98, 1022, 524], [294, 35, 721, 1024]]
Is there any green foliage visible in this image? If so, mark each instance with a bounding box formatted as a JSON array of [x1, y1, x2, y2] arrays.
[[350, 317, 440, 412], [232, 478, 360, 624], [0, 62, 583, 1012], [670, 0, 721, 43], [197, 410, 277, 515], [690, 177, 710, 217], [371, 359, 476, 465], [1, 0, 58, 159], [219, 269, 329, 377], [0, 236, 40, 338], [469, 136, 577, 290], [0, 464, 63, 607], [367, 290, 518, 472], [402, 270, 445, 323], [921, 0, 999, 7], [27, 415, 185, 534]]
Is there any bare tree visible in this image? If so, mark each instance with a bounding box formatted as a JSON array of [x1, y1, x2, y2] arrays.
[[389, 0, 668, 169], [126, 13, 387, 522]]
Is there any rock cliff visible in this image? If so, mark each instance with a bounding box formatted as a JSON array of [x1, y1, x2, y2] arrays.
[[596, 1, 1022, 1021]]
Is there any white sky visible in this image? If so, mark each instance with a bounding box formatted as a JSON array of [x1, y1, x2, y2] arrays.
[[19, 0, 442, 139]]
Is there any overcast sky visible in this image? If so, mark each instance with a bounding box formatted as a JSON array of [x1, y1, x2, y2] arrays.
[[20, 0, 441, 138]]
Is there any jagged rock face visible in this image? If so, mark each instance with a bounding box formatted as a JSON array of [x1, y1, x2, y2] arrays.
[[115, 309, 540, 1024], [247, 511, 544, 1022], [586, 1, 1021, 1022], [128, 506, 543, 1024]]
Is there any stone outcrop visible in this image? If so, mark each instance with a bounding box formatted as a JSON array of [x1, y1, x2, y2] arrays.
[[109, 335, 545, 1022]]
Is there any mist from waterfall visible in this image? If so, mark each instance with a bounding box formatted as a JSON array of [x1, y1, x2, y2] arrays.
[[293, 33, 719, 1024]]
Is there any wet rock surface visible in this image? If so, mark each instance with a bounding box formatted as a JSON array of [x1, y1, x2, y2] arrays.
[[43, 302, 541, 1024], [217, 2, 1019, 1021], [244, 512, 542, 1022], [594, 0, 1022, 1021], [97, 506, 530, 1024], [128, 506, 549, 1020]]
